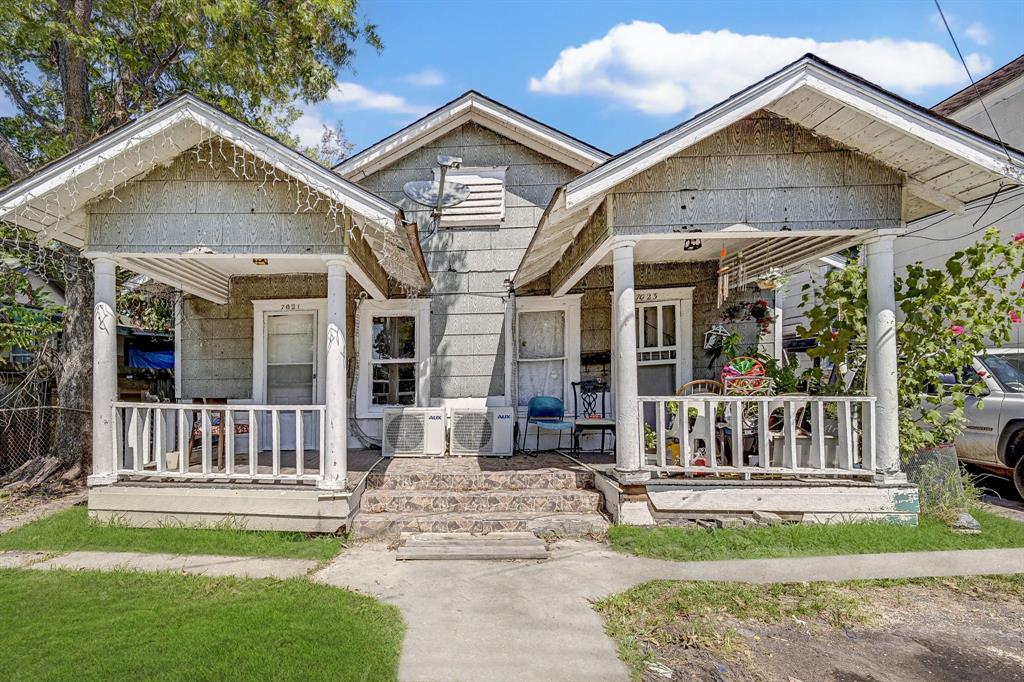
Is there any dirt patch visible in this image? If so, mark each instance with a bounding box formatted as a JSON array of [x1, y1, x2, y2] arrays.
[[608, 579, 1024, 682], [0, 484, 86, 533]]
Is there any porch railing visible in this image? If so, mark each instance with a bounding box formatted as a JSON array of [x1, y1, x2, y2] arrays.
[[638, 395, 876, 478], [112, 402, 325, 483]]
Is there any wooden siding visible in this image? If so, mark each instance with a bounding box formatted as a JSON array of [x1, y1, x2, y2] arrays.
[[357, 122, 578, 399], [550, 199, 610, 294], [179, 274, 364, 399], [88, 144, 346, 254], [606, 111, 902, 234]]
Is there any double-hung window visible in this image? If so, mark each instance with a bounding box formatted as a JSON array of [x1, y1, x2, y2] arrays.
[[515, 296, 581, 409], [357, 299, 430, 417]]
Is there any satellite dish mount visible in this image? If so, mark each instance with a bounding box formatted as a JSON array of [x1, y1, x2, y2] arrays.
[[402, 155, 471, 221]]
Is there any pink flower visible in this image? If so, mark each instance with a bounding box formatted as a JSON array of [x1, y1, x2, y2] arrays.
[[951, 325, 966, 336], [1012, 311, 1022, 324], [1015, 232, 1024, 243]]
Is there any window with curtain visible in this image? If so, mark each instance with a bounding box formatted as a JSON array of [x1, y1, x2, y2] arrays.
[[370, 315, 417, 406], [516, 309, 566, 406]]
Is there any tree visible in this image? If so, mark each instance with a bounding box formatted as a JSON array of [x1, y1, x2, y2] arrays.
[[799, 228, 1024, 458], [0, 0, 380, 474]]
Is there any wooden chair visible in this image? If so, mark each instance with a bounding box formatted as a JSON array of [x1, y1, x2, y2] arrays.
[[571, 380, 615, 455], [187, 398, 250, 469]]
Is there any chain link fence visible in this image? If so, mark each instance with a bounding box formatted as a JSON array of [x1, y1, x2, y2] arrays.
[[0, 406, 88, 476]]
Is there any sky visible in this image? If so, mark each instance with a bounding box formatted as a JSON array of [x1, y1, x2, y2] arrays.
[[294, 0, 1024, 156]]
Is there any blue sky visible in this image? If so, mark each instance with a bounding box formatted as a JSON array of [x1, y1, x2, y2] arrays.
[[296, 0, 1024, 155]]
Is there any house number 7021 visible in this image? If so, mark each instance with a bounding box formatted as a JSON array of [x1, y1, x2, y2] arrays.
[[279, 303, 303, 310]]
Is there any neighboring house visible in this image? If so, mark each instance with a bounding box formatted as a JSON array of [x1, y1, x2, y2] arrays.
[[1, 54, 1022, 533]]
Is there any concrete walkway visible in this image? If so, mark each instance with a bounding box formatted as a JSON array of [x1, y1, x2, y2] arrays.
[[1, 549, 316, 579], [314, 541, 1024, 682]]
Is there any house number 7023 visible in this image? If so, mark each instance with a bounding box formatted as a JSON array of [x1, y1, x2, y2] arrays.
[[635, 293, 660, 303]]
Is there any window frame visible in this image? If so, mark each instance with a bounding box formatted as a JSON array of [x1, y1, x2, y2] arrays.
[[356, 298, 431, 418], [514, 295, 582, 416]]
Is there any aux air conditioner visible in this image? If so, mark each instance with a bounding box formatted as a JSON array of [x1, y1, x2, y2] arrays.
[[382, 408, 446, 457], [448, 407, 515, 457]]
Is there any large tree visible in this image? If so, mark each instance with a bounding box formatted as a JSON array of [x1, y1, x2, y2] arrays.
[[0, 0, 379, 473]]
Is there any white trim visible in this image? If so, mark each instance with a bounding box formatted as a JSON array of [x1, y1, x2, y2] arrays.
[[336, 92, 609, 181], [611, 286, 695, 399], [514, 295, 582, 415], [356, 298, 431, 418], [563, 57, 1024, 210], [252, 298, 328, 405]]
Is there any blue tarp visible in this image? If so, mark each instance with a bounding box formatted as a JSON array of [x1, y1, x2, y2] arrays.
[[128, 348, 174, 369]]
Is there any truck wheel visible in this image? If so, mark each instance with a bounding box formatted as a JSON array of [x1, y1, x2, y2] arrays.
[[1015, 457, 1024, 500]]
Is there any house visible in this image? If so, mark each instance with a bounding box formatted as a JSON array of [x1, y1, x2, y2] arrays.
[[1, 54, 1022, 534]]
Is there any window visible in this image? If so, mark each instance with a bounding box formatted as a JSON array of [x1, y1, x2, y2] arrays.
[[357, 299, 430, 417], [436, 166, 506, 228], [515, 296, 581, 410]]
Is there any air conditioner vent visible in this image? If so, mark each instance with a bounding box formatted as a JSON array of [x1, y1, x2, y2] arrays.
[[382, 408, 446, 457], [452, 412, 493, 453], [385, 413, 424, 455]]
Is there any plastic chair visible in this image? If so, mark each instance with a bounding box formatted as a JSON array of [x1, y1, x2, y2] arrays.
[[522, 396, 574, 455]]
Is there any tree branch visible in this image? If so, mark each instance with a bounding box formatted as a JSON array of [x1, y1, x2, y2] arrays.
[[0, 71, 61, 132]]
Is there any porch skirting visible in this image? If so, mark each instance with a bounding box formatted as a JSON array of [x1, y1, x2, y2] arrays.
[[88, 482, 366, 533]]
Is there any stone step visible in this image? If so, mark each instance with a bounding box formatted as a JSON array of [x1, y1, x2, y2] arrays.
[[365, 469, 595, 492], [396, 532, 548, 561], [361, 489, 602, 514], [350, 510, 610, 541]]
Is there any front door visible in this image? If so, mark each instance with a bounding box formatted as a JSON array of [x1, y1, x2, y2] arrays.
[[262, 309, 319, 451]]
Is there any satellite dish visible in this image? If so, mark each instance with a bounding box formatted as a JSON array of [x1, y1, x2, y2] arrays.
[[402, 179, 471, 210]]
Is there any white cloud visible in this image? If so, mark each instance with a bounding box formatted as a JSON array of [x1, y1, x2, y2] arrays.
[[403, 69, 445, 87], [964, 22, 991, 46], [529, 22, 985, 115], [328, 82, 429, 115], [291, 110, 326, 148]]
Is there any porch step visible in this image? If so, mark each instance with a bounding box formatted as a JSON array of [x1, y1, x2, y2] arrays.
[[350, 510, 610, 541], [395, 532, 548, 561], [361, 489, 602, 514], [365, 469, 594, 492]]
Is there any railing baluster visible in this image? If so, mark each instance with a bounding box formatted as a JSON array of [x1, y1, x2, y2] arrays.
[[783, 401, 797, 469], [154, 408, 165, 473], [142, 407, 152, 467], [678, 400, 691, 468], [178, 407, 189, 474], [838, 400, 853, 470], [757, 399, 770, 468], [863, 401, 876, 471], [224, 409, 235, 476], [730, 400, 743, 468], [249, 409, 259, 476], [132, 408, 145, 472], [811, 401, 826, 470], [705, 399, 717, 470], [295, 409, 304, 477], [201, 408, 212, 475], [112, 405, 123, 473], [655, 401, 666, 468], [271, 409, 281, 476], [318, 407, 326, 475]]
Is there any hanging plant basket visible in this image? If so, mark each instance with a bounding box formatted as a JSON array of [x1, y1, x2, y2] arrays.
[[757, 279, 778, 290]]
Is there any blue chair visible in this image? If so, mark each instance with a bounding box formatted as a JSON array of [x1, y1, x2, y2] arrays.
[[522, 396, 574, 455]]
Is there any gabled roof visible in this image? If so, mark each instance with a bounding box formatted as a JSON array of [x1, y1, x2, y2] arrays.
[[0, 93, 404, 246], [934, 54, 1024, 116], [515, 53, 1024, 287], [334, 90, 609, 181]]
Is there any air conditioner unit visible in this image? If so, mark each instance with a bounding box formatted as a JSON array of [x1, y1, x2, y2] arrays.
[[448, 407, 515, 457], [382, 408, 446, 457]]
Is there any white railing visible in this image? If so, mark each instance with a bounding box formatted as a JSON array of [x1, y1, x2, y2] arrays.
[[639, 395, 876, 478], [113, 402, 325, 483]]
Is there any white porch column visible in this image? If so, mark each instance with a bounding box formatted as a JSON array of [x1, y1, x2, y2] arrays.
[[613, 241, 643, 474], [865, 233, 902, 479], [320, 259, 348, 490], [88, 257, 117, 486]]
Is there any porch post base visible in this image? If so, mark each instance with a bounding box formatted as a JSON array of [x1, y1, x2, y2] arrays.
[[316, 478, 347, 492], [873, 471, 909, 485], [613, 468, 652, 485], [86, 473, 117, 487]]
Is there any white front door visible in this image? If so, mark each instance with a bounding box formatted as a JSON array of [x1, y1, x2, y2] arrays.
[[253, 300, 328, 453]]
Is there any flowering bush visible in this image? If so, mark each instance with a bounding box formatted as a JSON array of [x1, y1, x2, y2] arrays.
[[799, 228, 1024, 458]]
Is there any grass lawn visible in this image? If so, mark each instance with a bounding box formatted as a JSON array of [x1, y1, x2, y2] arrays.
[[0, 568, 403, 681], [0, 507, 342, 561], [608, 508, 1024, 562], [596, 574, 1024, 680]]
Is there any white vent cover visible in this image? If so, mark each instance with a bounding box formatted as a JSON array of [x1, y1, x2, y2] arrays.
[[382, 408, 446, 457], [448, 407, 514, 456], [436, 166, 506, 227]]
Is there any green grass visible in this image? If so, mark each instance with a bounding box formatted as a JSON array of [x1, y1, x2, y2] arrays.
[[608, 508, 1024, 562], [0, 507, 342, 561], [0, 568, 403, 681], [596, 575, 1024, 680]]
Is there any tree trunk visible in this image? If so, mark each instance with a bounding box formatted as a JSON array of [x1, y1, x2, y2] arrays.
[[56, 0, 94, 146], [53, 260, 94, 469]]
